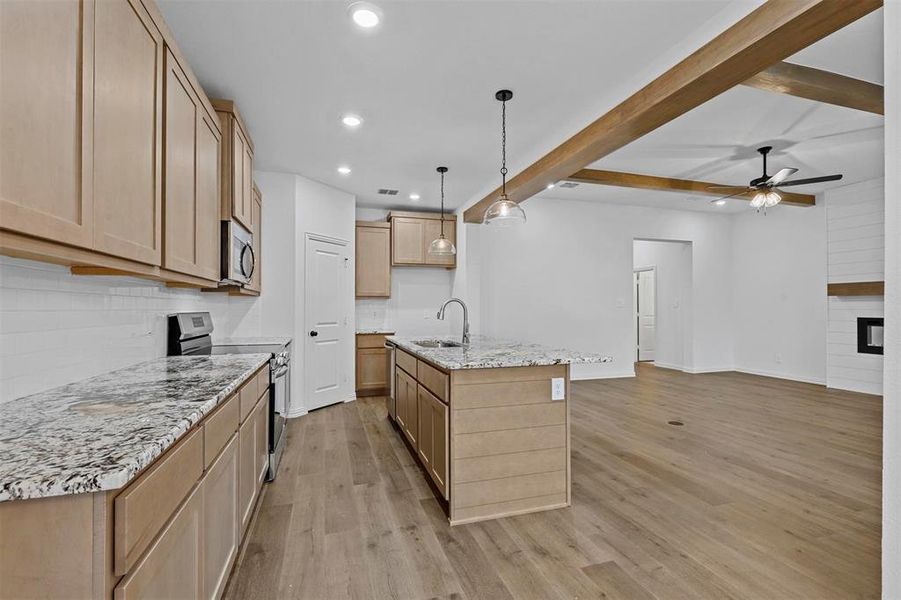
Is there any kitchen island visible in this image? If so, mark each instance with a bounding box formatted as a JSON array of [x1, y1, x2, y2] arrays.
[[386, 335, 609, 525]]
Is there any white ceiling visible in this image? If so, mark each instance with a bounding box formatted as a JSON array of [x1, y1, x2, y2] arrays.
[[158, 1, 884, 216]]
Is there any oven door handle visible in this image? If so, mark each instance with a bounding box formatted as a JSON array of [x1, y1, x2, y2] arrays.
[[273, 365, 289, 379]]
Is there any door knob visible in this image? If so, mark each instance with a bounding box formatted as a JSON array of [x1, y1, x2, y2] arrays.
[[309, 330, 319, 337]]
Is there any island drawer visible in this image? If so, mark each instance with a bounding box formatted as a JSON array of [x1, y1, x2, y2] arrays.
[[417, 360, 449, 403], [396, 348, 417, 376], [204, 392, 239, 467], [114, 427, 203, 575]]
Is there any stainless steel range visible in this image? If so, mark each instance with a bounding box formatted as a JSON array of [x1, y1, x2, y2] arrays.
[[167, 312, 291, 480]]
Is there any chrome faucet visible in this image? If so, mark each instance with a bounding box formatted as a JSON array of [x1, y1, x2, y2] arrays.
[[437, 298, 470, 345]]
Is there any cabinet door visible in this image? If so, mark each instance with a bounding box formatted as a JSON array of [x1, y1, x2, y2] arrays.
[[237, 408, 257, 533], [423, 218, 456, 267], [93, 0, 163, 265], [248, 188, 262, 292], [202, 435, 238, 600], [0, 0, 94, 248], [255, 395, 269, 486], [162, 49, 199, 276], [195, 109, 222, 282], [394, 368, 406, 430], [357, 348, 388, 392], [231, 126, 252, 229], [430, 394, 448, 499], [401, 371, 418, 448], [355, 225, 391, 297], [392, 218, 425, 265], [417, 385, 434, 472], [114, 483, 203, 600]]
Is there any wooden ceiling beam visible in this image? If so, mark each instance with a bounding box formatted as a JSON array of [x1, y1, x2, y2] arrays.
[[742, 61, 883, 114], [463, 0, 882, 224], [567, 169, 816, 206]]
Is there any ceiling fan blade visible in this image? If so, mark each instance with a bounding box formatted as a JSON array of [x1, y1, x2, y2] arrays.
[[706, 185, 749, 191], [766, 167, 798, 185], [777, 174, 843, 187], [708, 189, 750, 203]]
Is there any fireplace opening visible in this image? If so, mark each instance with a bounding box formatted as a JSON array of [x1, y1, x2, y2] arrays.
[[857, 317, 884, 355]]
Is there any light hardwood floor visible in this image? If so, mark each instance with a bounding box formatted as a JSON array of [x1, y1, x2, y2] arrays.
[[225, 364, 882, 599]]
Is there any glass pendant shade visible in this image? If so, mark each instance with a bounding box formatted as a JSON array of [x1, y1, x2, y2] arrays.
[[483, 196, 527, 226], [428, 166, 457, 256], [751, 190, 781, 209], [428, 232, 456, 256]]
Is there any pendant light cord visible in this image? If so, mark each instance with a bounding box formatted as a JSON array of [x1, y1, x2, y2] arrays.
[[440, 169, 445, 236], [500, 98, 507, 198]]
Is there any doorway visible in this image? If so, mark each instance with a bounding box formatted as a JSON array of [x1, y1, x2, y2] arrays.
[[304, 234, 350, 411], [634, 267, 656, 362]]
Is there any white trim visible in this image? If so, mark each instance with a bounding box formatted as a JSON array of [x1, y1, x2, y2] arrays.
[[733, 367, 825, 386], [287, 406, 309, 419], [305, 231, 349, 246], [683, 365, 734, 374], [570, 368, 635, 381], [652, 361, 687, 372]]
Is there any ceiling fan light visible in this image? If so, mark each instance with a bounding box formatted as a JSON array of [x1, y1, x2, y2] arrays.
[[483, 197, 527, 226], [750, 192, 766, 209], [764, 191, 781, 208]]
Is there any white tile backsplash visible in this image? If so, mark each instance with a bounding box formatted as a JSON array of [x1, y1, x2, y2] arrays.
[[0, 256, 261, 402]]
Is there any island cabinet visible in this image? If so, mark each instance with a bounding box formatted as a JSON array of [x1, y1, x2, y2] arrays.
[[388, 211, 456, 269], [212, 100, 255, 230], [0, 365, 270, 600], [355, 221, 391, 297], [0, 0, 223, 288], [389, 345, 571, 525]]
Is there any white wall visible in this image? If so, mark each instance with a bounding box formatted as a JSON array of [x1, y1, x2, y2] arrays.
[[354, 206, 454, 336], [633, 240, 693, 371], [882, 1, 899, 594], [0, 256, 260, 402], [476, 197, 735, 379], [823, 178, 885, 395], [731, 200, 827, 384], [256, 171, 356, 416]]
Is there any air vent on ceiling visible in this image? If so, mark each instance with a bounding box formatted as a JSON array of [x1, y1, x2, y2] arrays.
[[558, 182, 579, 189], [377, 188, 399, 196]]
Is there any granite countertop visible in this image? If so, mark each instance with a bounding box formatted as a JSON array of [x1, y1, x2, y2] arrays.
[[356, 329, 396, 335], [0, 354, 270, 502], [386, 335, 613, 371], [213, 336, 292, 346]]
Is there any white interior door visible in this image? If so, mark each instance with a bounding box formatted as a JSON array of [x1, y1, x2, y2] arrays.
[[636, 269, 656, 362], [305, 236, 348, 410]]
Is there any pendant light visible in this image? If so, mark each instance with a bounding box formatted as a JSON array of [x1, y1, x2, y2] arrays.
[[428, 166, 457, 256], [483, 89, 526, 226]]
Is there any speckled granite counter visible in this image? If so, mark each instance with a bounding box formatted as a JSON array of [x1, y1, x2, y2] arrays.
[[0, 354, 269, 502], [386, 335, 612, 371], [356, 329, 396, 335], [213, 336, 292, 346]]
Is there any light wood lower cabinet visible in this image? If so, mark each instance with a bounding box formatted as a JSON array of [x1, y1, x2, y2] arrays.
[[417, 385, 449, 499], [239, 392, 268, 534], [114, 482, 203, 600], [202, 435, 239, 600], [395, 365, 419, 448], [356, 333, 391, 396]]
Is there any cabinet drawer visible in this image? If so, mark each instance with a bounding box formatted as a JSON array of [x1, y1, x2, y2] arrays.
[[357, 333, 387, 349], [239, 367, 268, 422], [417, 360, 449, 403], [114, 427, 203, 575], [396, 348, 417, 376], [204, 392, 239, 468]]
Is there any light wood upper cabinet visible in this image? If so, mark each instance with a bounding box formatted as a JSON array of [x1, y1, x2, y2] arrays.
[[355, 221, 391, 297], [92, 0, 164, 265], [213, 100, 255, 230], [389, 211, 456, 269], [162, 48, 221, 282], [0, 0, 94, 249], [247, 185, 262, 293]]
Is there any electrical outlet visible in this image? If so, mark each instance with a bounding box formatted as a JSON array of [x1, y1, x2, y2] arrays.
[[551, 377, 565, 401]]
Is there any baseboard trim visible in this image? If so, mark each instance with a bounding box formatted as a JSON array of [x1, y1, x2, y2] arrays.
[[733, 367, 825, 386], [570, 370, 635, 381]]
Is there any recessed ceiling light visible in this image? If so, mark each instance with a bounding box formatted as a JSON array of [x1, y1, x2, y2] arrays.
[[337, 166, 351, 175], [341, 114, 363, 128], [546, 183, 556, 190], [714, 199, 727, 206], [409, 193, 420, 201], [348, 2, 381, 28]]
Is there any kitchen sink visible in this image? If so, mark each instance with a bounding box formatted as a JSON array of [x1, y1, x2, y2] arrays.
[[412, 339, 464, 348]]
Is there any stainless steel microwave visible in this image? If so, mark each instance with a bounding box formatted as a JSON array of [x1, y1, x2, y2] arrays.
[[221, 220, 254, 285]]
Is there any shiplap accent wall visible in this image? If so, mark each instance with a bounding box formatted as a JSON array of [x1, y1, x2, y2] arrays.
[[825, 178, 885, 395]]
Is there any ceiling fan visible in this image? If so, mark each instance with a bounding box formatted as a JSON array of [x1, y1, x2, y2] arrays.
[[709, 146, 843, 210]]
